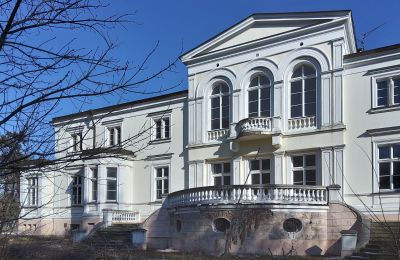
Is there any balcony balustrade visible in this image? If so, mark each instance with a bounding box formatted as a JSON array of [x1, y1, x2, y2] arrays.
[[237, 117, 272, 136], [208, 129, 229, 141], [167, 184, 329, 208], [288, 116, 316, 131]]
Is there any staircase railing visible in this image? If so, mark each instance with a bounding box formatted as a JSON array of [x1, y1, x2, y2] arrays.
[[102, 209, 140, 227]]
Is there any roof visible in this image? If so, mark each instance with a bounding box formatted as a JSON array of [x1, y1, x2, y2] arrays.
[[52, 90, 188, 123], [344, 43, 400, 60], [181, 10, 354, 61]]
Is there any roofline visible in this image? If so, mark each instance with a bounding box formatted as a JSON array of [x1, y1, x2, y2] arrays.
[[344, 43, 400, 60], [52, 90, 188, 123], [180, 10, 353, 61]]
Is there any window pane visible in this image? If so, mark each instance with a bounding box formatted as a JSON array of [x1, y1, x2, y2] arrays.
[[212, 85, 220, 95], [220, 84, 229, 94], [224, 163, 231, 173], [293, 171, 303, 185], [379, 146, 391, 159], [292, 67, 302, 78], [211, 107, 220, 120], [249, 89, 258, 102], [292, 156, 303, 167], [250, 160, 259, 170], [304, 78, 316, 92], [379, 163, 390, 176], [156, 120, 162, 139], [291, 93, 302, 106], [156, 180, 162, 189], [222, 106, 229, 118], [379, 176, 390, 189], [393, 174, 400, 189], [107, 191, 117, 201], [393, 145, 400, 158], [252, 174, 260, 184], [259, 75, 270, 86], [213, 164, 222, 174], [211, 119, 220, 130], [305, 103, 316, 117], [260, 109, 270, 117], [260, 98, 270, 114], [107, 168, 117, 178], [250, 77, 258, 87], [214, 176, 221, 186], [107, 181, 117, 191], [291, 105, 302, 118], [222, 96, 229, 107], [377, 81, 388, 106], [211, 97, 219, 108], [223, 176, 231, 185], [164, 180, 169, 194], [222, 117, 229, 129], [306, 170, 316, 183], [305, 155, 315, 166], [260, 87, 271, 99], [164, 167, 169, 177], [262, 159, 270, 170], [291, 81, 302, 94], [303, 65, 316, 77], [262, 173, 270, 184], [248, 101, 258, 115], [394, 162, 400, 177], [394, 79, 400, 104]]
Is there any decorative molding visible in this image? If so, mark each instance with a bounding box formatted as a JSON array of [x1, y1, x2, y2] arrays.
[[145, 153, 173, 161], [146, 109, 172, 117]]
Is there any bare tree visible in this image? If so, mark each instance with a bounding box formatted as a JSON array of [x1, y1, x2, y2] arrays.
[[0, 0, 181, 255]]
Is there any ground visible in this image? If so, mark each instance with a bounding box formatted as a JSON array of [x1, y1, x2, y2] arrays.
[[3, 236, 338, 259]]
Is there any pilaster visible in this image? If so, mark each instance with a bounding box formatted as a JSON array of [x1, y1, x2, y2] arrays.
[[273, 152, 284, 184], [232, 157, 241, 185], [321, 147, 333, 186]]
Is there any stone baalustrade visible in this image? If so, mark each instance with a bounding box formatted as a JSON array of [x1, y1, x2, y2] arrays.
[[140, 184, 370, 257]]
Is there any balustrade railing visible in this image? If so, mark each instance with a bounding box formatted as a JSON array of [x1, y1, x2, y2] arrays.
[[238, 117, 272, 134], [167, 184, 328, 208], [288, 116, 316, 130], [103, 209, 140, 227], [208, 129, 229, 141]]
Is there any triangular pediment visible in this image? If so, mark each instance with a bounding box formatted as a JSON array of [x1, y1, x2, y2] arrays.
[[181, 11, 355, 63]]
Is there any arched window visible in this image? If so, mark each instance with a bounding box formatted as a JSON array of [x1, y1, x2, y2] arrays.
[[290, 64, 317, 118], [210, 83, 230, 130], [248, 75, 271, 118]]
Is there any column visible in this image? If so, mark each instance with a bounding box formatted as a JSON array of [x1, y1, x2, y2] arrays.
[[273, 152, 284, 184], [321, 147, 333, 186], [232, 158, 241, 185]]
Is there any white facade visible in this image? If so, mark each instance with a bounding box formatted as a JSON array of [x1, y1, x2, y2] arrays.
[[19, 10, 400, 235]]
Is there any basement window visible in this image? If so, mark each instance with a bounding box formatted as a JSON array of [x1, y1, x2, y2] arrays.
[[213, 218, 230, 232]]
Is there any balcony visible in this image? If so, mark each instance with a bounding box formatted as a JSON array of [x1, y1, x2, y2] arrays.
[[208, 129, 229, 141], [288, 116, 316, 131], [167, 184, 330, 208], [237, 117, 273, 137]]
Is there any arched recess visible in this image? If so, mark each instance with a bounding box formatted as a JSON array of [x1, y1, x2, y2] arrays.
[[280, 48, 332, 130], [238, 59, 278, 120], [195, 68, 237, 143]]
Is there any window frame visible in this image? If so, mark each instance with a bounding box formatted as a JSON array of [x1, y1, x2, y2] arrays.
[[71, 132, 83, 152], [210, 82, 230, 131], [210, 162, 232, 186], [71, 174, 83, 206], [377, 143, 400, 191], [291, 154, 317, 186], [107, 126, 122, 146], [374, 76, 400, 108], [248, 158, 272, 185], [247, 74, 272, 118], [90, 167, 98, 202], [154, 166, 169, 200], [26, 176, 39, 206], [152, 116, 171, 141], [106, 167, 118, 202], [289, 63, 318, 119]]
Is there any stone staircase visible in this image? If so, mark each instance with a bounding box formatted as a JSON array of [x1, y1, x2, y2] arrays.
[[84, 223, 139, 249], [345, 221, 400, 259]]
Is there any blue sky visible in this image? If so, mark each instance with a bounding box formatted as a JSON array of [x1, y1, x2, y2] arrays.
[[56, 0, 400, 116]]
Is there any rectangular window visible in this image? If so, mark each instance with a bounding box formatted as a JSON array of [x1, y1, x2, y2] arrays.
[[27, 177, 38, 206], [71, 133, 82, 152], [378, 144, 400, 190], [153, 118, 170, 140], [108, 126, 121, 146], [212, 162, 231, 186], [250, 159, 271, 184], [376, 77, 400, 107], [91, 167, 98, 202], [292, 154, 316, 186], [155, 167, 169, 200], [106, 167, 117, 201], [71, 175, 82, 205]]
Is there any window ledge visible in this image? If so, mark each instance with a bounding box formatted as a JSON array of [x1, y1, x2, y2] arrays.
[[150, 138, 171, 144], [105, 201, 118, 203], [369, 104, 400, 114], [23, 206, 39, 209], [374, 189, 400, 194]]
